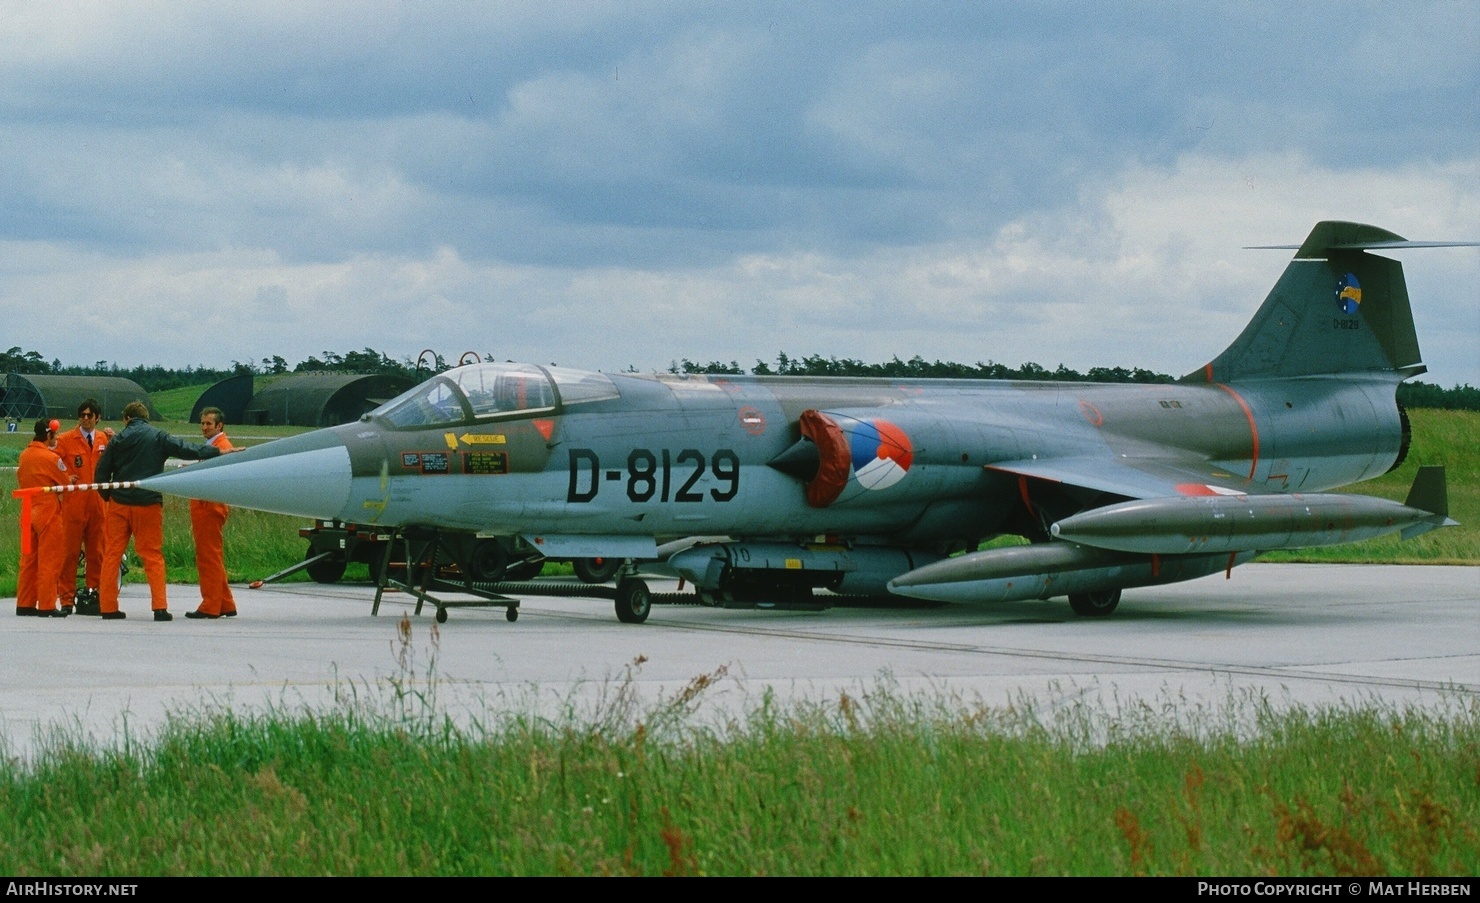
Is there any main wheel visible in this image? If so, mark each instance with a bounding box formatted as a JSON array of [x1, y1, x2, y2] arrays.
[[614, 578, 652, 624], [305, 548, 347, 584], [465, 539, 508, 582], [573, 557, 623, 584], [1068, 588, 1121, 617]]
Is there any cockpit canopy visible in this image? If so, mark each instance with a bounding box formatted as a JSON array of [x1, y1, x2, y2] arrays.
[[372, 362, 619, 428]]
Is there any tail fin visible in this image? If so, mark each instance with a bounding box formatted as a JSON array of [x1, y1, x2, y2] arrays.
[[1187, 221, 1424, 383]]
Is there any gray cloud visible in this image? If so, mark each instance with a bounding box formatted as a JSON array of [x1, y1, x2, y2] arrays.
[[1, 1, 1476, 382]]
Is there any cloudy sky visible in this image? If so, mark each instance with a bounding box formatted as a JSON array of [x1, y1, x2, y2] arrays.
[[3, 1, 1477, 385]]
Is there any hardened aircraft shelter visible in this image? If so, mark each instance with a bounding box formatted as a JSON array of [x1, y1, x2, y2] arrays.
[[191, 372, 414, 427], [1, 373, 160, 423]]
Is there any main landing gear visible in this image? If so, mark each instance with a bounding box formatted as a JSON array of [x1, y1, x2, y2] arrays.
[[1068, 588, 1121, 617]]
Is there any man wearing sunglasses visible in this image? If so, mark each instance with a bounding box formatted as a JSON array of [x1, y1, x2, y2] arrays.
[[52, 399, 114, 615]]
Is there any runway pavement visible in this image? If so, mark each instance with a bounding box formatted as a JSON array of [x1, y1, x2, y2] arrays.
[[3, 563, 1476, 758]]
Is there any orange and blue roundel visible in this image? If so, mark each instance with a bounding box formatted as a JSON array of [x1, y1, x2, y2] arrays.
[[847, 418, 914, 490], [1336, 273, 1361, 315]]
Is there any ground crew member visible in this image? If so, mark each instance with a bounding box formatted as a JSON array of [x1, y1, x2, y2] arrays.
[[187, 407, 237, 619], [95, 401, 223, 622], [52, 399, 113, 615], [17, 420, 72, 617]]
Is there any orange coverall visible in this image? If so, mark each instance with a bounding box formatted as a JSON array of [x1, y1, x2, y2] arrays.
[[52, 426, 108, 605], [99, 503, 167, 614], [189, 431, 237, 616], [16, 441, 70, 613]]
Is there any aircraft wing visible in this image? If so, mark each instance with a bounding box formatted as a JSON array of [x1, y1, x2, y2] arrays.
[[987, 455, 1265, 502], [988, 455, 1453, 555]]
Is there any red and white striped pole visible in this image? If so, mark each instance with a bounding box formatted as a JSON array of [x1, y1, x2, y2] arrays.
[[10, 482, 142, 555]]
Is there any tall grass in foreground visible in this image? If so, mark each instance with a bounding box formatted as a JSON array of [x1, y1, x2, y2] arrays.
[[1, 629, 1475, 876]]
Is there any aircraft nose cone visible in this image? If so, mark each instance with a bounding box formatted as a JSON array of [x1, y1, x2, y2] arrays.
[[139, 430, 353, 520]]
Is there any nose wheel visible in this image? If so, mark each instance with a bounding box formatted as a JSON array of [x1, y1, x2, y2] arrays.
[[614, 578, 652, 624]]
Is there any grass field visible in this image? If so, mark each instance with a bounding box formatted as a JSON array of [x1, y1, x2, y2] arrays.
[[2, 409, 1476, 599], [0, 662, 1474, 876], [148, 383, 215, 422]]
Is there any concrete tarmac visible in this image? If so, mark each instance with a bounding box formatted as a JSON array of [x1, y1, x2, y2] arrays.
[[4, 563, 1476, 757]]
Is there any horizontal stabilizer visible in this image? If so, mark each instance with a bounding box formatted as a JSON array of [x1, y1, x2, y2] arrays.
[[1248, 240, 1480, 251]]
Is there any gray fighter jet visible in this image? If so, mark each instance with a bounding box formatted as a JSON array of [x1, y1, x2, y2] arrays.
[[144, 221, 1467, 622]]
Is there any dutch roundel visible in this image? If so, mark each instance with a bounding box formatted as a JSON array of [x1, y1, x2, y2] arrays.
[[848, 419, 914, 490]]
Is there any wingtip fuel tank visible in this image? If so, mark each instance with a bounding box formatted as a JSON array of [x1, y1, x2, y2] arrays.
[[1049, 467, 1456, 555]]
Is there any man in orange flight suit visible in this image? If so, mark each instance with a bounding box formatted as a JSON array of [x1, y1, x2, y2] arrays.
[[187, 407, 237, 619], [52, 398, 113, 615], [17, 420, 72, 617]]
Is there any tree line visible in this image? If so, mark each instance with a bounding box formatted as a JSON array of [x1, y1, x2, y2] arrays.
[[2, 346, 431, 393], [671, 354, 1480, 410], [670, 353, 1177, 384], [3, 345, 1476, 410]]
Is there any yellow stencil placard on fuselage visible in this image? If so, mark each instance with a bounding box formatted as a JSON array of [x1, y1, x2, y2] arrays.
[[459, 433, 507, 446]]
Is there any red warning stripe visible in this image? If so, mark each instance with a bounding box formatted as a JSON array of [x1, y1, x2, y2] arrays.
[[1212, 383, 1260, 480]]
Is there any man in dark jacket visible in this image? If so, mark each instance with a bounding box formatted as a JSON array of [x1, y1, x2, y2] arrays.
[[95, 402, 223, 621]]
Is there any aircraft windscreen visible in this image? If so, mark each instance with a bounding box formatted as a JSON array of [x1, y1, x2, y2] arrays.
[[375, 377, 469, 428], [372, 363, 569, 428]]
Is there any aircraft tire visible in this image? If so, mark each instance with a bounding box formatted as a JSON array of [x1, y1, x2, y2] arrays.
[[435, 606, 448, 624], [466, 540, 508, 582], [1068, 588, 1121, 617], [614, 578, 652, 624], [305, 549, 347, 584], [573, 557, 623, 584], [506, 606, 519, 622]]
